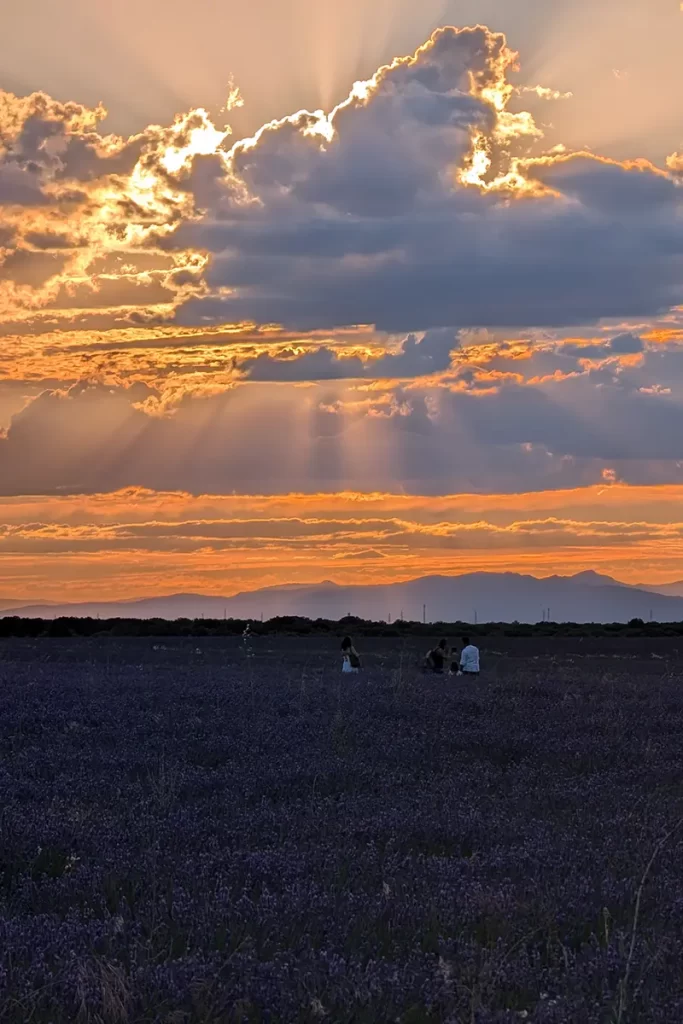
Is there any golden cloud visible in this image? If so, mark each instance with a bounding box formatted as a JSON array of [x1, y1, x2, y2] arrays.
[[2, 25, 683, 605], [2, 484, 683, 602]]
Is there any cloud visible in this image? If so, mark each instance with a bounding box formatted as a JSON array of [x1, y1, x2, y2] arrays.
[[371, 329, 459, 376], [0, 163, 51, 206], [524, 153, 678, 212], [238, 329, 459, 381], [518, 85, 573, 101], [46, 274, 178, 311], [558, 331, 644, 361], [609, 332, 643, 355], [2, 512, 682, 557], [5, 352, 683, 499], [0, 87, 223, 323], [1, 25, 683, 507], [155, 28, 683, 334], [3, 25, 683, 340], [0, 90, 124, 207], [0, 248, 68, 286], [6, 482, 683, 602], [23, 230, 82, 249], [243, 348, 366, 382]]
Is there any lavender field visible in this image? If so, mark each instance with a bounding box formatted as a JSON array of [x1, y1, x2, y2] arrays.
[[1, 636, 682, 1023]]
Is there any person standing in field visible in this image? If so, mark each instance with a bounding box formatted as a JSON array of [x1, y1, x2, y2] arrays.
[[458, 636, 480, 677], [341, 636, 361, 673]]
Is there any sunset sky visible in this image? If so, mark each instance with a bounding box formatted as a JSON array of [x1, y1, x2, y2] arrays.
[[2, 0, 683, 603]]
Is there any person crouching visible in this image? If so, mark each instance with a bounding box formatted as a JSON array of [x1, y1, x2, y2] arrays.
[[424, 638, 449, 674]]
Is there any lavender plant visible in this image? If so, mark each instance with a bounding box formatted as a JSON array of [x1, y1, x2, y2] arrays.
[[0, 636, 681, 1022]]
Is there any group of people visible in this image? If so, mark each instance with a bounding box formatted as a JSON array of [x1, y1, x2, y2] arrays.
[[340, 635, 480, 677], [424, 637, 480, 677]]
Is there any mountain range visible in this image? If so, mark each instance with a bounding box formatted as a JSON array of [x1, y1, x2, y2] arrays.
[[5, 570, 683, 623]]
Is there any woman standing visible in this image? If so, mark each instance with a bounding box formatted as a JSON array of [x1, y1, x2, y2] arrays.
[[341, 636, 361, 673]]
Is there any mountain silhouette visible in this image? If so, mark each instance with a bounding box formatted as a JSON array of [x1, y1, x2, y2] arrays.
[[4, 571, 683, 623], [635, 580, 683, 599]]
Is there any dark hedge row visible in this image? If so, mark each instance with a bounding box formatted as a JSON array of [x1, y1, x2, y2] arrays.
[[0, 614, 679, 639]]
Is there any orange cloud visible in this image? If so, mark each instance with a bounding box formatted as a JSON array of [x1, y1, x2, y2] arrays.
[[3, 484, 683, 602], [2, 25, 683, 608]]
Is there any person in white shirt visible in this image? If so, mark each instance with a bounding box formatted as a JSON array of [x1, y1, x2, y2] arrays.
[[458, 636, 480, 676]]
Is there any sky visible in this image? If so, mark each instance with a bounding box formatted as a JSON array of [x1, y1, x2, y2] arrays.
[[2, 0, 683, 602]]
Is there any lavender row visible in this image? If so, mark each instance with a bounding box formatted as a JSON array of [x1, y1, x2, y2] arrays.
[[0, 638, 681, 1022]]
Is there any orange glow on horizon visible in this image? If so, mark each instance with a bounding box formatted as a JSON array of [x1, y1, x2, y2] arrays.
[[3, 484, 683, 603]]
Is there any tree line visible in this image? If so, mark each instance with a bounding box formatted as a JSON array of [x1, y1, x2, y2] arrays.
[[0, 614, 679, 639]]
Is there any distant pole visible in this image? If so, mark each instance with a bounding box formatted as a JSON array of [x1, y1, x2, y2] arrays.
[[650, 608, 653, 622], [260, 611, 263, 622], [547, 607, 551, 622], [223, 607, 226, 620], [400, 609, 404, 622], [474, 609, 477, 625], [422, 603, 426, 624]]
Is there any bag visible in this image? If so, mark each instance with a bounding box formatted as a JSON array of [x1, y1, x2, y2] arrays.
[[349, 651, 361, 669]]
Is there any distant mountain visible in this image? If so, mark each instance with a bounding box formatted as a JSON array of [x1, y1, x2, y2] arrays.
[[0, 598, 55, 612], [635, 580, 683, 599], [552, 570, 620, 587], [5, 571, 683, 624]]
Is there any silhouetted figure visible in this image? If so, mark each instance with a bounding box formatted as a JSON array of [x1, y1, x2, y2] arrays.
[[341, 636, 361, 673], [424, 638, 449, 674], [458, 636, 480, 676]]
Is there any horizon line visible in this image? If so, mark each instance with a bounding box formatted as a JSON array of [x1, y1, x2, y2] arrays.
[[1, 567, 673, 609]]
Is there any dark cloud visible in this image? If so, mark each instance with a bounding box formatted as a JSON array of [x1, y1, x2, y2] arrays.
[[4, 27, 683, 342], [243, 349, 366, 382], [0, 224, 16, 247], [526, 155, 679, 212], [558, 331, 644, 361], [609, 332, 643, 354], [164, 29, 683, 335], [23, 230, 81, 249], [5, 355, 683, 497], [178, 192, 683, 331], [0, 162, 56, 206], [0, 248, 67, 286], [452, 378, 683, 461], [371, 329, 458, 376], [239, 329, 459, 382]]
